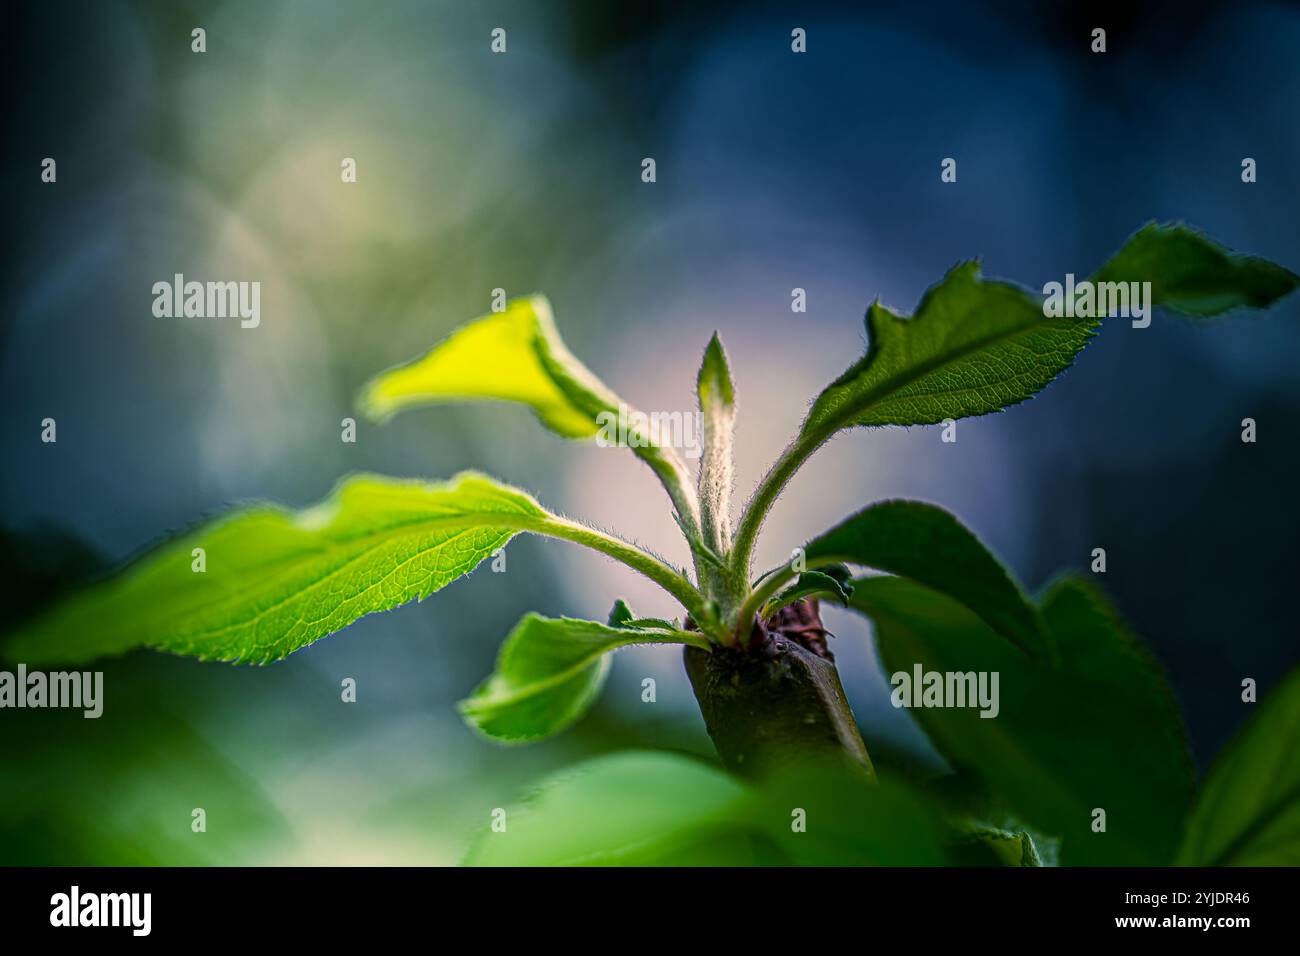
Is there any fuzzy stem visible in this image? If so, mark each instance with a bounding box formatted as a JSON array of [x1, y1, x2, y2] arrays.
[[730, 421, 834, 588]]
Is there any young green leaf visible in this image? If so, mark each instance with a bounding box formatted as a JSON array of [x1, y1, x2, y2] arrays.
[[358, 296, 594, 436], [805, 500, 1045, 656], [696, 333, 737, 558], [605, 598, 636, 628], [851, 574, 1193, 865], [1094, 222, 1300, 318], [3, 472, 705, 666], [761, 567, 854, 617], [730, 225, 1295, 581], [1176, 665, 1300, 866], [459, 613, 708, 743], [803, 262, 1089, 434], [803, 224, 1297, 437], [357, 294, 701, 534], [605, 598, 678, 632]]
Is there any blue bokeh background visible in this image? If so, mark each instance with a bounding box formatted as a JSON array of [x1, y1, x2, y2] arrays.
[[3, 0, 1298, 862]]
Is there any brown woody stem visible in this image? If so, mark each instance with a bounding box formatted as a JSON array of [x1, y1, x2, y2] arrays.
[[684, 600, 874, 781]]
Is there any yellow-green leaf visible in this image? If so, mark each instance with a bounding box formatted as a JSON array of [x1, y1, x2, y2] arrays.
[[3, 472, 703, 666], [358, 294, 701, 530], [358, 295, 598, 438]]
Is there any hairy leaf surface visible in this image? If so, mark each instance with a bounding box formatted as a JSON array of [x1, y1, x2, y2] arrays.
[[803, 261, 1087, 432], [803, 225, 1296, 436], [4, 472, 638, 665], [358, 296, 598, 437], [696, 333, 737, 557]]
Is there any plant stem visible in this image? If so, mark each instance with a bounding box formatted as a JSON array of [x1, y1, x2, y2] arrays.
[[732, 566, 796, 639], [536, 515, 711, 628], [685, 635, 874, 781], [730, 555, 849, 645], [729, 421, 833, 588]]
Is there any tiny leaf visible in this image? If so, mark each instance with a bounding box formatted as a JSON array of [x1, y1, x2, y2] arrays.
[[605, 597, 678, 632], [763, 567, 854, 616], [459, 614, 706, 743], [806, 499, 1044, 656], [606, 599, 635, 628]]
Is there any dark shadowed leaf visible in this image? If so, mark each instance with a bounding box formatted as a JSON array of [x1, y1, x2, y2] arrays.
[[807, 500, 1044, 656], [1095, 222, 1299, 318], [749, 763, 948, 866], [1176, 665, 1300, 865], [461, 751, 948, 866], [851, 574, 1193, 865], [462, 751, 756, 865]]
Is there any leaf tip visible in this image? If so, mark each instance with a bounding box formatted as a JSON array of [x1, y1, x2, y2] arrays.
[[697, 332, 736, 408]]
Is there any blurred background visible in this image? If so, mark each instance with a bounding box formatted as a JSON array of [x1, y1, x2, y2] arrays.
[[3, 0, 1298, 864]]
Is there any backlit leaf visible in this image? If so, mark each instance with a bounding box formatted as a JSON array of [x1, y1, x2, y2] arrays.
[[358, 296, 598, 437], [358, 294, 700, 527], [4, 472, 628, 665]]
